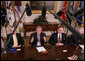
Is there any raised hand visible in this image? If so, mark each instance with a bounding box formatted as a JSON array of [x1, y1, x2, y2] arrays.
[[31, 37, 34, 43]]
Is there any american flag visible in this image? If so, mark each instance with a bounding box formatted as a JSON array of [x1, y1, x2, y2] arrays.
[[14, 3, 23, 31], [61, 1, 68, 21], [6, 1, 15, 27]]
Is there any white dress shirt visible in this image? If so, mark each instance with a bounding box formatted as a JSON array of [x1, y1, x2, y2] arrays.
[[37, 34, 41, 46]]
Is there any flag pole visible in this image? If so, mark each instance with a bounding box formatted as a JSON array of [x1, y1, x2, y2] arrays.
[[65, 1, 70, 34], [11, 1, 17, 26]]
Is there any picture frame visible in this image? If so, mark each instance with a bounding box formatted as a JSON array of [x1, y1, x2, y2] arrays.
[[27, 1, 57, 14]]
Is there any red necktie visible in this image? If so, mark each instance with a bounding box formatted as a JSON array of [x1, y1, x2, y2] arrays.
[[59, 34, 61, 43]]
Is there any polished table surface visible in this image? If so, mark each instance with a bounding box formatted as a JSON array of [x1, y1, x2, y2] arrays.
[[1, 45, 82, 60]]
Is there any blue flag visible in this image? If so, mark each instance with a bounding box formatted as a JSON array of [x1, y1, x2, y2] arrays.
[[8, 47, 17, 53], [76, 15, 83, 25]]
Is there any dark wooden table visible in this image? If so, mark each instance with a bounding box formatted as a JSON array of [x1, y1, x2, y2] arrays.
[[23, 22, 58, 38], [1, 45, 82, 60]]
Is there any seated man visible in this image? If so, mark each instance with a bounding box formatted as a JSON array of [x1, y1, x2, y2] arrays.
[[68, 28, 84, 60], [29, 26, 47, 47], [49, 26, 68, 46], [69, 28, 84, 46], [7, 27, 24, 48]]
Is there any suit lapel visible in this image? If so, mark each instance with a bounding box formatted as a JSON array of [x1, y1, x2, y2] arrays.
[[10, 33, 14, 45], [36, 33, 38, 42], [16, 33, 19, 45], [56, 33, 58, 43], [61, 33, 64, 42]]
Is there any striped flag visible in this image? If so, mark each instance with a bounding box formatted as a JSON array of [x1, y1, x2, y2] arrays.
[[68, 1, 74, 15], [80, 1, 84, 8], [67, 1, 74, 24], [75, 1, 84, 26], [63, 1, 68, 9], [6, 1, 15, 27], [1, 1, 5, 7], [61, 1, 68, 21], [15, 6, 21, 21], [56, 1, 68, 22], [6, 1, 12, 10], [1, 1, 3, 7], [14, 5, 23, 31], [76, 15, 83, 26]]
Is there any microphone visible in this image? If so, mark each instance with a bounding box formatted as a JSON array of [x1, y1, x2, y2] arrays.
[[42, 2, 46, 18], [25, 3, 32, 16]]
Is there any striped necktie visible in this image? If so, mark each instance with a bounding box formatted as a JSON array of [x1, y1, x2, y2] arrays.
[[13, 35, 18, 46], [58, 34, 61, 43]]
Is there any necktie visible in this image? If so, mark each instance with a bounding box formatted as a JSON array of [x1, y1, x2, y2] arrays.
[[58, 34, 61, 43], [13, 35, 18, 46], [37, 35, 41, 46]]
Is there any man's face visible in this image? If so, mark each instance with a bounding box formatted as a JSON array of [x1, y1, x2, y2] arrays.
[[58, 27, 63, 34], [36, 28, 42, 35], [79, 30, 84, 35]]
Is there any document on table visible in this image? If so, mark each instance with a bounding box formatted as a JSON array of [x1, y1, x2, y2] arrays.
[[36, 46, 46, 52]]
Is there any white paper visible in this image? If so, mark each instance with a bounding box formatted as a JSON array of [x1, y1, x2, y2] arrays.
[[63, 50, 67, 52], [68, 57, 72, 60], [36, 46, 46, 52], [79, 45, 84, 50]]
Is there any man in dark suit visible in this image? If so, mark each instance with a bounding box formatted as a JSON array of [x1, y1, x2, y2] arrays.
[[68, 28, 84, 60], [69, 28, 84, 46], [7, 27, 24, 48], [49, 26, 68, 46], [29, 26, 47, 47]]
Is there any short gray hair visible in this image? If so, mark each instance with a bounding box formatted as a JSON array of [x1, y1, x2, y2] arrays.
[[36, 26, 42, 30], [79, 28, 84, 32]]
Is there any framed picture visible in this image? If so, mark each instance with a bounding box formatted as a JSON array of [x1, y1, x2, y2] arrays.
[[27, 1, 57, 14]]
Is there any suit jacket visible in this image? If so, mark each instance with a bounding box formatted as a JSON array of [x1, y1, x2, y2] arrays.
[[29, 32, 46, 47], [49, 32, 68, 46], [78, 53, 84, 60], [7, 33, 24, 48], [69, 34, 84, 46]]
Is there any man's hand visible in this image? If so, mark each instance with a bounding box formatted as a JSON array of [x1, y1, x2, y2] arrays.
[[12, 45, 17, 47], [68, 55, 78, 60], [44, 36, 46, 42], [18, 45, 21, 47], [56, 43, 64, 46], [31, 37, 34, 43], [12, 45, 21, 48]]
